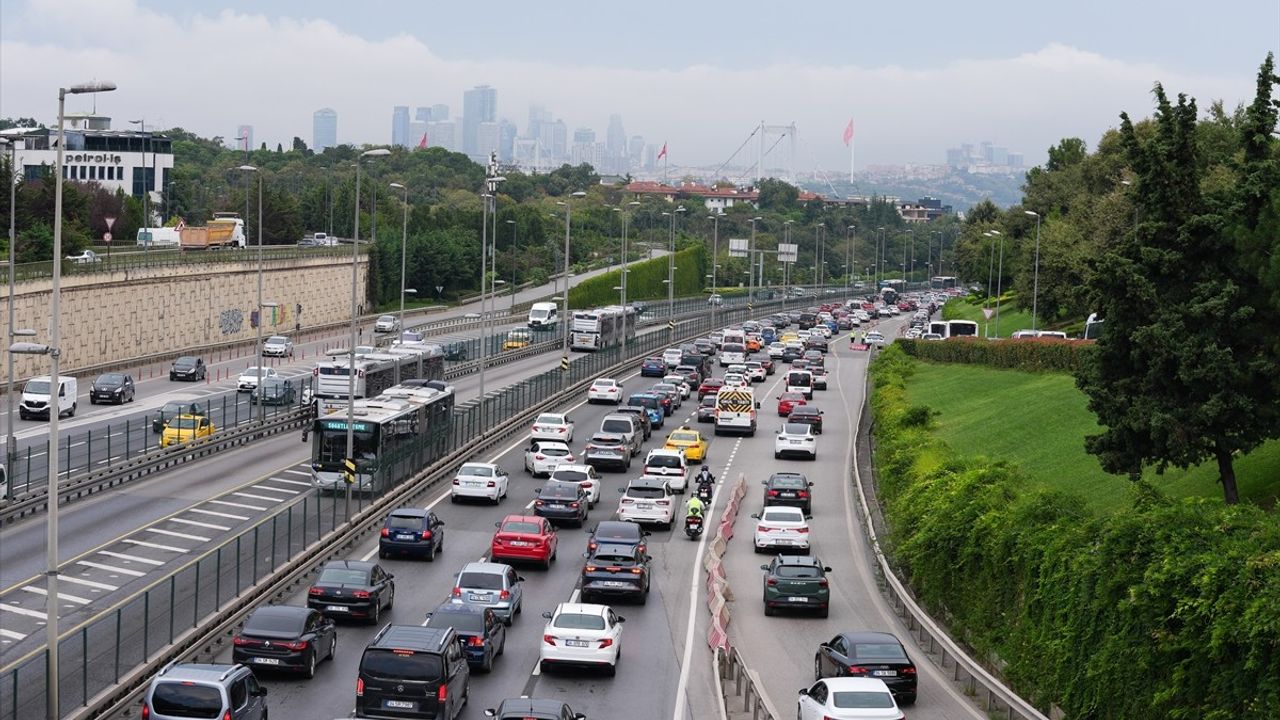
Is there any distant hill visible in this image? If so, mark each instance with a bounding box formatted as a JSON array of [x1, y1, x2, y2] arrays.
[[802, 167, 1027, 212]]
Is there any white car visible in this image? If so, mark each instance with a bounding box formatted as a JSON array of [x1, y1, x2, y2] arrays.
[[707, 293, 723, 305], [752, 505, 811, 552], [525, 440, 575, 477], [775, 421, 818, 460], [797, 677, 905, 720], [722, 373, 748, 388], [531, 412, 575, 442], [587, 378, 622, 405], [727, 364, 748, 376], [768, 342, 786, 359], [662, 347, 683, 368], [450, 462, 509, 504], [549, 465, 602, 507], [640, 448, 689, 493], [865, 331, 886, 346], [814, 325, 833, 338], [236, 366, 279, 392], [744, 362, 766, 383], [374, 315, 399, 333], [65, 249, 101, 264], [261, 335, 294, 358], [663, 374, 692, 399], [617, 477, 676, 528], [538, 602, 625, 676]]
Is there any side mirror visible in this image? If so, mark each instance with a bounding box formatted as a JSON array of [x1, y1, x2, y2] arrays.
[[808, 482, 815, 487], [755, 401, 761, 409], [616, 616, 626, 623], [617, 487, 626, 493], [541, 611, 553, 619], [484, 712, 498, 719], [804, 514, 813, 520], [516, 576, 526, 583], [759, 564, 770, 571], [798, 688, 809, 697], [494, 521, 502, 528], [750, 513, 760, 519], [583, 552, 592, 559], [437, 521, 445, 526], [386, 573, 395, 580], [823, 566, 833, 572], [254, 687, 269, 698]]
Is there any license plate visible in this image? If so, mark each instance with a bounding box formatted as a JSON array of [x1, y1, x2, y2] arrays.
[[790, 440, 801, 445], [548, 503, 564, 509], [566, 639, 590, 648], [776, 539, 796, 545], [326, 605, 348, 612], [510, 541, 532, 547], [396, 534, 416, 541], [466, 481, 484, 487], [469, 593, 492, 602], [384, 700, 416, 709], [874, 670, 897, 677], [780, 492, 795, 497], [253, 657, 281, 664], [637, 502, 653, 510], [786, 597, 809, 603], [601, 581, 629, 588]]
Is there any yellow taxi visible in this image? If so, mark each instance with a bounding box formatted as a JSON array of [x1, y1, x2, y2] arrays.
[[780, 332, 800, 344], [664, 426, 709, 462], [160, 414, 216, 448], [502, 328, 533, 351]]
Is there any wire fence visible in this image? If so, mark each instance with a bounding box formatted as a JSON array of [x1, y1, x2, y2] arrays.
[[7, 246, 362, 283]]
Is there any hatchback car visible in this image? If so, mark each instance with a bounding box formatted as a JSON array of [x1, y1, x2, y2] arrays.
[[587, 520, 649, 555], [587, 378, 622, 404], [378, 508, 446, 560], [90, 373, 135, 404], [584, 433, 632, 472], [580, 543, 651, 605], [538, 603, 625, 676], [752, 506, 812, 553], [450, 562, 524, 625], [262, 335, 294, 358], [307, 560, 395, 623], [160, 414, 215, 448], [142, 663, 266, 720], [232, 605, 336, 677], [788, 405, 824, 434], [761, 555, 831, 617], [253, 377, 296, 406], [451, 462, 510, 504], [237, 366, 278, 393], [424, 601, 506, 673], [530, 412, 575, 442], [664, 427, 709, 462], [525, 440, 575, 477], [169, 356, 206, 382], [549, 465, 602, 507], [775, 422, 818, 460], [814, 632, 919, 705], [374, 314, 399, 333], [697, 377, 725, 399], [484, 698, 586, 720], [534, 480, 590, 527], [797, 677, 905, 720], [640, 357, 667, 377], [490, 515, 558, 569], [696, 393, 718, 423]]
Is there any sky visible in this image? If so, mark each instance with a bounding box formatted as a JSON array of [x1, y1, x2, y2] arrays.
[[1, 0, 1276, 171]]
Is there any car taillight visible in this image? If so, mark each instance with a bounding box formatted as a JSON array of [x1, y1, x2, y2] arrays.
[[585, 565, 598, 572], [569, 502, 579, 509], [451, 587, 462, 597], [312, 367, 319, 377], [535, 500, 544, 507], [282, 640, 308, 651], [353, 590, 371, 599], [223, 711, 231, 720], [380, 528, 390, 537], [797, 490, 809, 498], [493, 536, 504, 545], [452, 478, 460, 485], [308, 587, 322, 596], [487, 481, 496, 487], [766, 578, 778, 586], [422, 530, 433, 540], [356, 677, 364, 697], [468, 636, 484, 647], [656, 499, 669, 506], [902, 666, 917, 675], [818, 579, 828, 588], [598, 638, 614, 649], [141, 702, 150, 720], [588, 542, 598, 551], [499, 589, 511, 600], [437, 684, 447, 703], [796, 527, 809, 533], [767, 490, 779, 497], [847, 665, 868, 675], [630, 568, 643, 575], [543, 634, 557, 646], [557, 427, 566, 433], [534, 454, 545, 460], [232, 636, 251, 646]]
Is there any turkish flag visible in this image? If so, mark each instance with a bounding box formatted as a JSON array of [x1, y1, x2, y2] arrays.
[[842, 118, 854, 146], [657, 142, 667, 160], [416, 132, 428, 150]]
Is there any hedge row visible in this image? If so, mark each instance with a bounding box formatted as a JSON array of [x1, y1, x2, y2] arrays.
[[568, 243, 707, 308], [897, 337, 1095, 373], [869, 344, 1280, 720]]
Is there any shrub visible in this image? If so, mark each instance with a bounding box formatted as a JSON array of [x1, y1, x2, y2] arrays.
[[898, 337, 1094, 373], [568, 243, 707, 308]]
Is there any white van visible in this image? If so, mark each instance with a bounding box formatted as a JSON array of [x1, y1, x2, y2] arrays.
[[528, 302, 559, 330], [785, 369, 814, 399], [19, 375, 78, 420]]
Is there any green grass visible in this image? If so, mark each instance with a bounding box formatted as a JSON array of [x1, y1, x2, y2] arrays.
[[942, 296, 1035, 338], [902, 362, 1280, 514]]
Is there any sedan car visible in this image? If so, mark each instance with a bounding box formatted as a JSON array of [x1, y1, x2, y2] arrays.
[[168, 355, 206, 382], [744, 361, 767, 383], [89, 373, 135, 404], [584, 433, 632, 472], [640, 357, 668, 377], [580, 543, 651, 604], [751, 354, 776, 375], [232, 605, 336, 679], [484, 698, 586, 720], [762, 555, 831, 617], [261, 335, 294, 358], [451, 462, 510, 504], [424, 601, 507, 673], [697, 377, 725, 400], [159, 414, 215, 448], [696, 393, 718, 423], [65, 249, 101, 263], [814, 632, 919, 705], [531, 412, 575, 442], [237, 366, 279, 393], [775, 422, 818, 460], [534, 481, 590, 527], [587, 378, 622, 404], [525, 440, 575, 477], [664, 427, 709, 462], [777, 391, 807, 417], [549, 465, 602, 507], [788, 405, 824, 434], [538, 603, 625, 676], [450, 562, 524, 625], [764, 472, 814, 513], [865, 331, 886, 346], [378, 508, 446, 560], [797, 677, 905, 720], [490, 514, 558, 569], [306, 559, 395, 623], [374, 314, 399, 333], [752, 506, 812, 553]]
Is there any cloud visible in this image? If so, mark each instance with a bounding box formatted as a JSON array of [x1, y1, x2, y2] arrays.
[[0, 0, 1258, 170]]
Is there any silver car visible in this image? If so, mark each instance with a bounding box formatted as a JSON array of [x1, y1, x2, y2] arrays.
[[374, 315, 399, 333], [143, 663, 267, 720], [450, 562, 524, 625], [261, 335, 293, 358]]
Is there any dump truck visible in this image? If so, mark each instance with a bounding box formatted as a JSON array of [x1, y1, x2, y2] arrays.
[[179, 213, 246, 250]]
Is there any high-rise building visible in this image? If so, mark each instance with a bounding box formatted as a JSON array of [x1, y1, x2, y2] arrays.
[[313, 108, 337, 152], [606, 114, 626, 158], [498, 119, 518, 163], [628, 135, 645, 168], [476, 121, 501, 159], [644, 143, 658, 170], [415, 107, 432, 123], [572, 127, 596, 145], [462, 85, 497, 157], [527, 104, 552, 145], [426, 120, 457, 152], [408, 121, 427, 148], [392, 106, 411, 148], [431, 104, 449, 121], [236, 125, 254, 152], [540, 119, 567, 163]]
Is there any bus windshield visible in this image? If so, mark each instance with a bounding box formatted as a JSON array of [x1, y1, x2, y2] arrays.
[[314, 419, 378, 468]]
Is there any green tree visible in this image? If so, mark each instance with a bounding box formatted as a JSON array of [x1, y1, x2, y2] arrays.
[[756, 178, 799, 211]]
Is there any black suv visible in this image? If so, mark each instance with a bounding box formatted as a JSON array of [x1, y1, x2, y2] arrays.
[[579, 543, 651, 604], [484, 698, 586, 720], [763, 472, 813, 514], [357, 625, 470, 719], [379, 509, 446, 561]]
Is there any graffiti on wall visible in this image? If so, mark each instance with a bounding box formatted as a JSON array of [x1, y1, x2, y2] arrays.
[[219, 308, 244, 335]]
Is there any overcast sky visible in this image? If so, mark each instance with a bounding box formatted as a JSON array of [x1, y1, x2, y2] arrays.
[[2, 0, 1276, 170]]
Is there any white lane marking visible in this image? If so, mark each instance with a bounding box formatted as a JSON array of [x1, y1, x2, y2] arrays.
[[0, 603, 46, 619], [232, 491, 288, 503], [209, 499, 267, 511], [75, 560, 146, 577], [357, 481, 459, 563], [122, 539, 188, 553], [169, 517, 231, 531], [146, 528, 212, 542], [284, 469, 312, 477], [98, 550, 165, 567], [253, 484, 300, 495], [268, 477, 312, 487], [529, 587, 582, 677], [0, 628, 25, 640], [188, 508, 250, 521], [58, 576, 118, 591], [20, 586, 91, 605]]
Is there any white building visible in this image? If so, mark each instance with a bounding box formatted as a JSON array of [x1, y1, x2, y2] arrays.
[[0, 114, 173, 215]]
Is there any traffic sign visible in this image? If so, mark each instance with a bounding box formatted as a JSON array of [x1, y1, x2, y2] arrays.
[[560, 356, 570, 371], [728, 238, 749, 258], [981, 307, 995, 320], [342, 458, 357, 484], [102, 232, 113, 244], [667, 320, 675, 330], [778, 243, 798, 263], [104, 216, 117, 230]]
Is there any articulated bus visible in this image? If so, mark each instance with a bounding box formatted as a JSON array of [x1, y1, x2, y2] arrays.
[[310, 381, 455, 492], [930, 276, 959, 290], [312, 343, 445, 411], [570, 305, 636, 351], [926, 320, 980, 339]]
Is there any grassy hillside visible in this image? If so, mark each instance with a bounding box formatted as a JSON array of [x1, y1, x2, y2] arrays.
[[902, 361, 1280, 513]]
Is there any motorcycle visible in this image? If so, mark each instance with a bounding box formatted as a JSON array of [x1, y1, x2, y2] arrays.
[[695, 482, 714, 504], [684, 514, 704, 540]]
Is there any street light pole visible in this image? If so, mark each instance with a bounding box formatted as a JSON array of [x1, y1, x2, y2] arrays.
[[557, 191, 586, 381], [506, 219, 517, 312], [664, 206, 686, 341], [617, 201, 639, 359], [390, 182, 410, 331], [706, 214, 720, 326], [748, 216, 761, 308], [1025, 210, 1042, 331], [991, 230, 1005, 338], [236, 166, 265, 422], [2, 138, 16, 488]]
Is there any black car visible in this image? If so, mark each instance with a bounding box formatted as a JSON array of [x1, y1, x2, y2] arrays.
[[378, 508, 446, 561], [152, 400, 206, 433], [534, 481, 589, 526], [679, 355, 708, 379], [584, 433, 632, 472], [674, 365, 703, 387], [485, 698, 586, 720], [579, 543, 651, 604], [232, 605, 336, 678], [763, 472, 813, 513], [253, 377, 297, 406], [357, 625, 470, 720], [307, 560, 395, 623], [614, 405, 653, 440], [640, 357, 667, 377], [424, 601, 506, 673], [696, 394, 718, 423], [90, 373, 135, 404], [788, 405, 824, 434], [587, 520, 649, 555], [806, 335, 830, 353], [814, 631, 918, 705], [781, 345, 804, 363], [169, 356, 206, 382]]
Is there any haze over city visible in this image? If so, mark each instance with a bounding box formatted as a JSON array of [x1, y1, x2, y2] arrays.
[[2, 0, 1275, 172]]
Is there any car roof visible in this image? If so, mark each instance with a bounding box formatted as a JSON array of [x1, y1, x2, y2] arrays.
[[590, 542, 639, 557], [155, 662, 244, 683], [772, 555, 822, 567], [818, 677, 895, 693], [837, 631, 905, 645], [628, 477, 668, 489], [369, 624, 452, 652], [321, 559, 376, 572], [500, 514, 543, 524], [593, 520, 642, 537], [553, 602, 608, 616], [388, 508, 428, 518], [790, 405, 820, 414], [591, 433, 625, 442], [247, 604, 311, 621], [459, 561, 512, 574], [531, 441, 571, 450], [495, 698, 572, 716]]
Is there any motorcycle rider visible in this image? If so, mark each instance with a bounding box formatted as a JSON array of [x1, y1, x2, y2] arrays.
[[685, 494, 706, 522], [695, 464, 715, 499]]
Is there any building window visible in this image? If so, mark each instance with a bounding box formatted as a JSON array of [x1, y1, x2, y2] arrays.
[[79, 165, 87, 180], [89, 166, 97, 180]]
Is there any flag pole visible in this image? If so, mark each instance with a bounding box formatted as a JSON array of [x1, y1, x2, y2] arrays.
[[850, 133, 855, 184]]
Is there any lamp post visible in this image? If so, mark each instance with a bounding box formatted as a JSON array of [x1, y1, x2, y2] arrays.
[[476, 161, 506, 406], [846, 225, 856, 293], [782, 219, 794, 308], [661, 206, 687, 340], [1025, 210, 1042, 331], [2, 137, 17, 487], [556, 191, 586, 379], [990, 230, 1005, 338], [706, 213, 720, 325], [984, 231, 997, 338], [875, 226, 885, 289], [42, 78, 116, 720], [747, 215, 762, 307], [389, 182, 411, 332], [814, 222, 825, 289], [505, 219, 517, 312], [129, 118, 151, 232], [236, 165, 266, 421], [616, 201, 639, 359], [348, 147, 389, 522]]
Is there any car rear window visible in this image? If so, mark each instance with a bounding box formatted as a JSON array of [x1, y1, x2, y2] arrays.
[[361, 648, 443, 682], [457, 465, 493, 477], [541, 446, 570, 457], [770, 475, 808, 488], [762, 509, 801, 523], [589, 553, 635, 566], [783, 424, 810, 435], [535, 414, 563, 424], [831, 691, 895, 709], [552, 470, 589, 482], [595, 524, 640, 543], [501, 521, 541, 534], [627, 485, 666, 499], [601, 419, 632, 434], [387, 514, 424, 530], [150, 682, 224, 718], [427, 610, 484, 632], [853, 642, 909, 660], [540, 484, 578, 499], [318, 568, 369, 585], [458, 572, 504, 590], [775, 565, 822, 579], [647, 455, 682, 469], [244, 611, 305, 634], [553, 613, 606, 630]]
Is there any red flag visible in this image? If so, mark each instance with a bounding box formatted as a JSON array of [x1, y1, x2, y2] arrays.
[[842, 118, 854, 146], [416, 132, 428, 150], [657, 142, 667, 160]]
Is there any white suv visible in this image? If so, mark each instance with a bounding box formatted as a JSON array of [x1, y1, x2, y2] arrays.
[[616, 478, 676, 528], [640, 448, 689, 493], [775, 422, 818, 460]]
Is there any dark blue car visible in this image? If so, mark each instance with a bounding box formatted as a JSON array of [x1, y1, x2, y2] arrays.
[[424, 602, 506, 672], [626, 394, 666, 428], [640, 357, 667, 377]]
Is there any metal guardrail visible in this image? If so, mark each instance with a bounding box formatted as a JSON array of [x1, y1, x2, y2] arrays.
[[9, 245, 362, 283], [715, 647, 779, 720]]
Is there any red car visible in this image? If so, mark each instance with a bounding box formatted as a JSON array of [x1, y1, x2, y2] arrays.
[[490, 514, 558, 569], [698, 377, 725, 399], [776, 391, 807, 416]]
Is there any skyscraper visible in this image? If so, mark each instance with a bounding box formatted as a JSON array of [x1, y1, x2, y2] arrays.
[[606, 115, 626, 156], [462, 85, 497, 157], [628, 135, 645, 168], [476, 121, 501, 159], [431, 104, 449, 121], [392, 106, 411, 148], [313, 108, 337, 152], [498, 119, 518, 163], [541, 119, 567, 163], [426, 120, 457, 152], [415, 107, 432, 123]]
